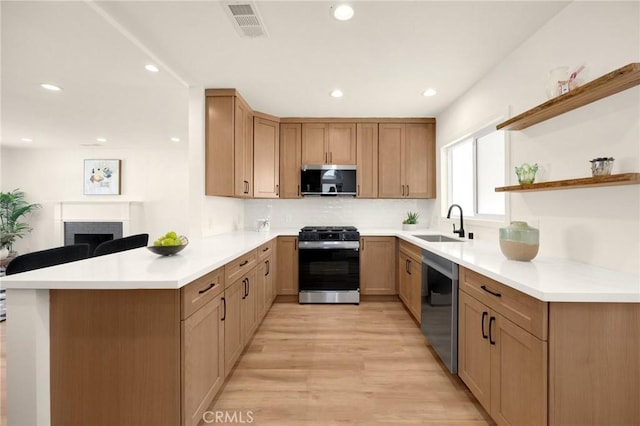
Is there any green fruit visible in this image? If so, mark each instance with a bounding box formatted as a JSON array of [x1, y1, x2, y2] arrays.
[[166, 231, 178, 240], [161, 238, 174, 246], [154, 239, 162, 247]]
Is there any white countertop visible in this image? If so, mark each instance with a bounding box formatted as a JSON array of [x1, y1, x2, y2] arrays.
[[1, 228, 638, 303]]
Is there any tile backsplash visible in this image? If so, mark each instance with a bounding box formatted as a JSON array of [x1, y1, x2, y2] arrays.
[[244, 198, 435, 230]]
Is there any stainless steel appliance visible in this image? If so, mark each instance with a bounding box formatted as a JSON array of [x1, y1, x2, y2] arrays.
[[421, 250, 459, 373], [298, 226, 360, 304], [300, 165, 357, 196]]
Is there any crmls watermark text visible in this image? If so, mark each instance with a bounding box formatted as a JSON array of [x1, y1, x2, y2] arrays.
[[202, 410, 254, 424]]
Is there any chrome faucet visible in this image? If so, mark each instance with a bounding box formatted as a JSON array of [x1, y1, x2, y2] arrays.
[[447, 204, 465, 238]]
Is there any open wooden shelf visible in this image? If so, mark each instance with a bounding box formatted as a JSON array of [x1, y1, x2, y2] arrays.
[[495, 173, 640, 192], [497, 63, 640, 131]]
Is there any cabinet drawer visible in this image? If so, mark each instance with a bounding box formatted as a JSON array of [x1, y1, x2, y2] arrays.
[[225, 250, 258, 285], [459, 267, 548, 340], [181, 267, 225, 320], [257, 239, 275, 261], [399, 239, 421, 262]]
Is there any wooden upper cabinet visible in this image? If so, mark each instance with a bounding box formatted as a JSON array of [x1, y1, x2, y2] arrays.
[[253, 117, 280, 198], [279, 123, 302, 198], [205, 96, 234, 196], [301, 123, 328, 164], [378, 124, 404, 198], [205, 91, 253, 198], [301, 123, 356, 165], [234, 98, 253, 198], [378, 123, 435, 199], [405, 123, 435, 198], [328, 123, 356, 164], [356, 123, 378, 198]]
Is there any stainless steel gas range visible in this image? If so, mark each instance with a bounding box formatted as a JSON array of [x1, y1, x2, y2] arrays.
[[298, 226, 360, 304]]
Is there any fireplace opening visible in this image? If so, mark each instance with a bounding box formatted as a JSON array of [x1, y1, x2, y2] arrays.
[[64, 222, 123, 256], [74, 233, 113, 256]]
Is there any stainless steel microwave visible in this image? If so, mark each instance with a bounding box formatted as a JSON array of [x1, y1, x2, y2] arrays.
[[300, 165, 357, 196]]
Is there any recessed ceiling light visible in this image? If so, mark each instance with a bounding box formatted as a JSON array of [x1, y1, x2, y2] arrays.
[[145, 64, 160, 73], [330, 89, 344, 98], [40, 83, 62, 92], [422, 88, 437, 97], [96, 137, 107, 143], [21, 138, 33, 142], [332, 4, 354, 21], [170, 137, 181, 142]]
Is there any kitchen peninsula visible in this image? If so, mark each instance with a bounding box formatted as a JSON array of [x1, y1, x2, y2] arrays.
[[2, 229, 639, 426]]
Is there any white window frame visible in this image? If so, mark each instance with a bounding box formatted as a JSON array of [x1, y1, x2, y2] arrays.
[[441, 121, 510, 225]]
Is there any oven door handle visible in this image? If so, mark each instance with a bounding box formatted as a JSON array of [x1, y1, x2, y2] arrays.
[[298, 241, 360, 250]]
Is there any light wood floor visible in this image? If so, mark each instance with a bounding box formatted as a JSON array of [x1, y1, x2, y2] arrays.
[[209, 302, 492, 425], [0, 303, 492, 426]]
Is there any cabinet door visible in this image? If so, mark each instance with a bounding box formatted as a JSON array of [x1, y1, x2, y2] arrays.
[[378, 123, 404, 198], [182, 293, 225, 426], [302, 123, 328, 164], [254, 117, 280, 198], [458, 291, 491, 412], [398, 251, 410, 306], [205, 96, 234, 196], [356, 123, 378, 198], [234, 98, 253, 197], [279, 124, 302, 198], [490, 314, 547, 426], [224, 278, 243, 377], [328, 123, 356, 164], [241, 268, 258, 345], [360, 237, 396, 295], [256, 259, 267, 322], [407, 256, 422, 323], [276, 237, 298, 295], [264, 256, 274, 311], [404, 123, 435, 199]]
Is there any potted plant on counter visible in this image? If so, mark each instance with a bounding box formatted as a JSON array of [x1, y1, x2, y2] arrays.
[[0, 189, 40, 260], [402, 211, 419, 231]]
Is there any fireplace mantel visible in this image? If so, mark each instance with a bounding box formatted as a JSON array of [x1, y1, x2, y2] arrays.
[[54, 201, 143, 245]]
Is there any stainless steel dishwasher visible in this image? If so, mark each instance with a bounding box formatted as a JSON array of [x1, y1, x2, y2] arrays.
[[421, 250, 459, 373]]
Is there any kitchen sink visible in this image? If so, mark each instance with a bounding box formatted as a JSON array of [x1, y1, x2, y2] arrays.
[[414, 235, 462, 243]]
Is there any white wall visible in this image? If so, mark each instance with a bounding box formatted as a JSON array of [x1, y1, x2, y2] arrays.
[[435, 1, 640, 274], [0, 145, 190, 253], [245, 198, 435, 231]]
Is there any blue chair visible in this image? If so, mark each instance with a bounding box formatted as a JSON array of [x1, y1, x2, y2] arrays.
[[5, 244, 91, 275], [93, 234, 149, 257]]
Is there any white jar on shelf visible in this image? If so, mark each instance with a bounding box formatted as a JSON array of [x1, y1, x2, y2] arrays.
[[546, 66, 569, 98]]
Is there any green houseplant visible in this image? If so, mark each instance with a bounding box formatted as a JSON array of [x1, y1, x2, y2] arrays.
[[0, 189, 41, 252], [402, 211, 419, 231]]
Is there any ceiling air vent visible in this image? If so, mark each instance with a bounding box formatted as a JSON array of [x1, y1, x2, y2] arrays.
[[222, 1, 268, 38]]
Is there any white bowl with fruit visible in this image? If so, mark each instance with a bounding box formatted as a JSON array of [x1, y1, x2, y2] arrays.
[[147, 231, 189, 256]]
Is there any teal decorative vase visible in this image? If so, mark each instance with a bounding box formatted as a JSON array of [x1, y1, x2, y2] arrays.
[[499, 221, 539, 261]]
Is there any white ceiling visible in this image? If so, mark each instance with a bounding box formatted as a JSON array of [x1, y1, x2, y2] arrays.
[[1, 1, 569, 148]]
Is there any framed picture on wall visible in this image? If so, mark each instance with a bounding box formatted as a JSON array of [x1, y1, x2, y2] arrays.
[[83, 159, 121, 195]]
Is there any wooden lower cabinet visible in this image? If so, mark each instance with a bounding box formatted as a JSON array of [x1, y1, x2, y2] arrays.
[[223, 275, 244, 378], [360, 236, 396, 295], [182, 292, 225, 426], [241, 268, 258, 346], [398, 242, 421, 323], [458, 268, 547, 426], [277, 236, 298, 295]]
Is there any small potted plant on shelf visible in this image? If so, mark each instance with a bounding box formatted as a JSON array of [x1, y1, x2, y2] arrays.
[[402, 211, 419, 231], [0, 189, 40, 261]]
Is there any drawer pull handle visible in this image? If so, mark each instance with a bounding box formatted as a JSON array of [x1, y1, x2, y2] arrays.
[[262, 247, 269, 252], [198, 283, 216, 294], [221, 297, 226, 321], [481, 311, 488, 339], [239, 260, 249, 267], [489, 316, 496, 345], [481, 285, 502, 298]]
